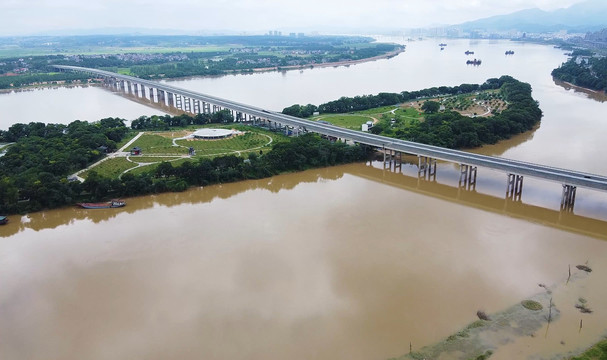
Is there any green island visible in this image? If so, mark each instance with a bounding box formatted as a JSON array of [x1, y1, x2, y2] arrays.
[[0, 35, 404, 89], [283, 75, 542, 149]]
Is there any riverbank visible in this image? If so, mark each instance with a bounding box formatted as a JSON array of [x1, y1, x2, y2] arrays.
[[0, 47, 405, 93], [553, 79, 607, 102], [244, 47, 406, 74]]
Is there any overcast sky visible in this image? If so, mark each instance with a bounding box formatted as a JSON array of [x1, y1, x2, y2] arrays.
[[0, 0, 589, 36]]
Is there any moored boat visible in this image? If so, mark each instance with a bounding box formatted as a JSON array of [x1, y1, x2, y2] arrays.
[[77, 199, 126, 209], [0, 216, 7, 225]]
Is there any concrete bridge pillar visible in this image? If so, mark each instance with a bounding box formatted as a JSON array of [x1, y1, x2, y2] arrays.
[[158, 90, 165, 105], [418, 156, 437, 179], [506, 173, 524, 201], [184, 97, 192, 113], [126, 81, 133, 94], [148, 87, 155, 102], [175, 95, 183, 110], [133, 83, 140, 97], [193, 100, 201, 114], [561, 184, 577, 212], [459, 164, 477, 189], [167, 92, 174, 107]]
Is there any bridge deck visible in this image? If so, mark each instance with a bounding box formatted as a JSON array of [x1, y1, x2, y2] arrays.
[[55, 65, 607, 192]]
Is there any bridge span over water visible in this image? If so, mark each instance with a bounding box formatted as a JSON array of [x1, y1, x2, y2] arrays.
[[56, 65, 607, 210]]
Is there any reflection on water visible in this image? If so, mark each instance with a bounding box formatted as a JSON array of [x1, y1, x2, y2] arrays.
[[553, 78, 607, 103], [3, 163, 606, 240], [2, 164, 607, 360]]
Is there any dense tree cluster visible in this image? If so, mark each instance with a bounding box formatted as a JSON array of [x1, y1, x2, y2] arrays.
[[130, 110, 234, 130], [551, 56, 607, 92], [0, 118, 129, 213], [288, 80, 501, 115], [281, 104, 318, 118], [282, 76, 542, 149], [0, 123, 368, 214]]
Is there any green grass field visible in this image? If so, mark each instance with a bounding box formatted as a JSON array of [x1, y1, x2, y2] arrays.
[[175, 132, 271, 156], [129, 156, 184, 163], [80, 157, 136, 179], [129, 134, 187, 155], [312, 115, 373, 130]]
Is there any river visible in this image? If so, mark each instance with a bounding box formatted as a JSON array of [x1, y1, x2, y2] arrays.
[[1, 38, 607, 360]]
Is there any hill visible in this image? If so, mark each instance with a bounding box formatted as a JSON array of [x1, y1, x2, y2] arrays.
[[454, 0, 607, 33]]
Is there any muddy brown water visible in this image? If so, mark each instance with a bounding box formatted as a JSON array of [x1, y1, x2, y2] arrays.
[[1, 162, 607, 360], [2, 38, 607, 359]]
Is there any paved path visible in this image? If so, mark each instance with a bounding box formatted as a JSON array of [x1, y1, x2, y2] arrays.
[[69, 132, 145, 182]]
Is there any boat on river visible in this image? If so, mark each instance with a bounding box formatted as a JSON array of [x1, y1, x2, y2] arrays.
[[77, 199, 126, 209], [0, 216, 7, 225]]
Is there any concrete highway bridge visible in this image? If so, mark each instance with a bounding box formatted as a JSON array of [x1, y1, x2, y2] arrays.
[[56, 65, 607, 211]]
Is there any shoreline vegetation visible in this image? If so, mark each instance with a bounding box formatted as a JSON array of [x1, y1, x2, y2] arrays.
[[283, 76, 542, 149], [0, 35, 404, 90], [0, 115, 371, 215], [551, 49, 607, 94]]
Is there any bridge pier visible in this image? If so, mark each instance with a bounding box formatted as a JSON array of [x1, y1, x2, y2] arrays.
[[506, 174, 524, 201], [193, 100, 201, 114], [561, 184, 577, 212], [418, 156, 437, 179], [175, 95, 183, 110], [167, 92, 174, 107], [459, 164, 477, 190], [184, 97, 192, 113], [158, 90, 165, 105]]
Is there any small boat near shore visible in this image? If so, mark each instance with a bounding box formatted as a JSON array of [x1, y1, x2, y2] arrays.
[[466, 59, 482, 66], [505, 50, 515, 55], [0, 216, 7, 225], [77, 199, 126, 209], [465, 50, 475, 55]]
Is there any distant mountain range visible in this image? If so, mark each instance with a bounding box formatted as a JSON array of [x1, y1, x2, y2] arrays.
[[454, 0, 607, 33]]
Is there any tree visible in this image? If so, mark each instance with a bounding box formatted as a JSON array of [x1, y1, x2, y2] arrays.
[[421, 100, 440, 114]]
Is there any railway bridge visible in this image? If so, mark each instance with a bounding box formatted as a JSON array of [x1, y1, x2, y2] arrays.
[[55, 65, 607, 211]]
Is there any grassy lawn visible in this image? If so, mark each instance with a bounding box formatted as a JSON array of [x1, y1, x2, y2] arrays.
[[313, 115, 372, 130], [128, 158, 191, 176], [129, 156, 184, 163], [116, 131, 140, 150], [357, 106, 398, 115], [81, 157, 136, 179], [130, 134, 187, 155], [177, 132, 271, 156]]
